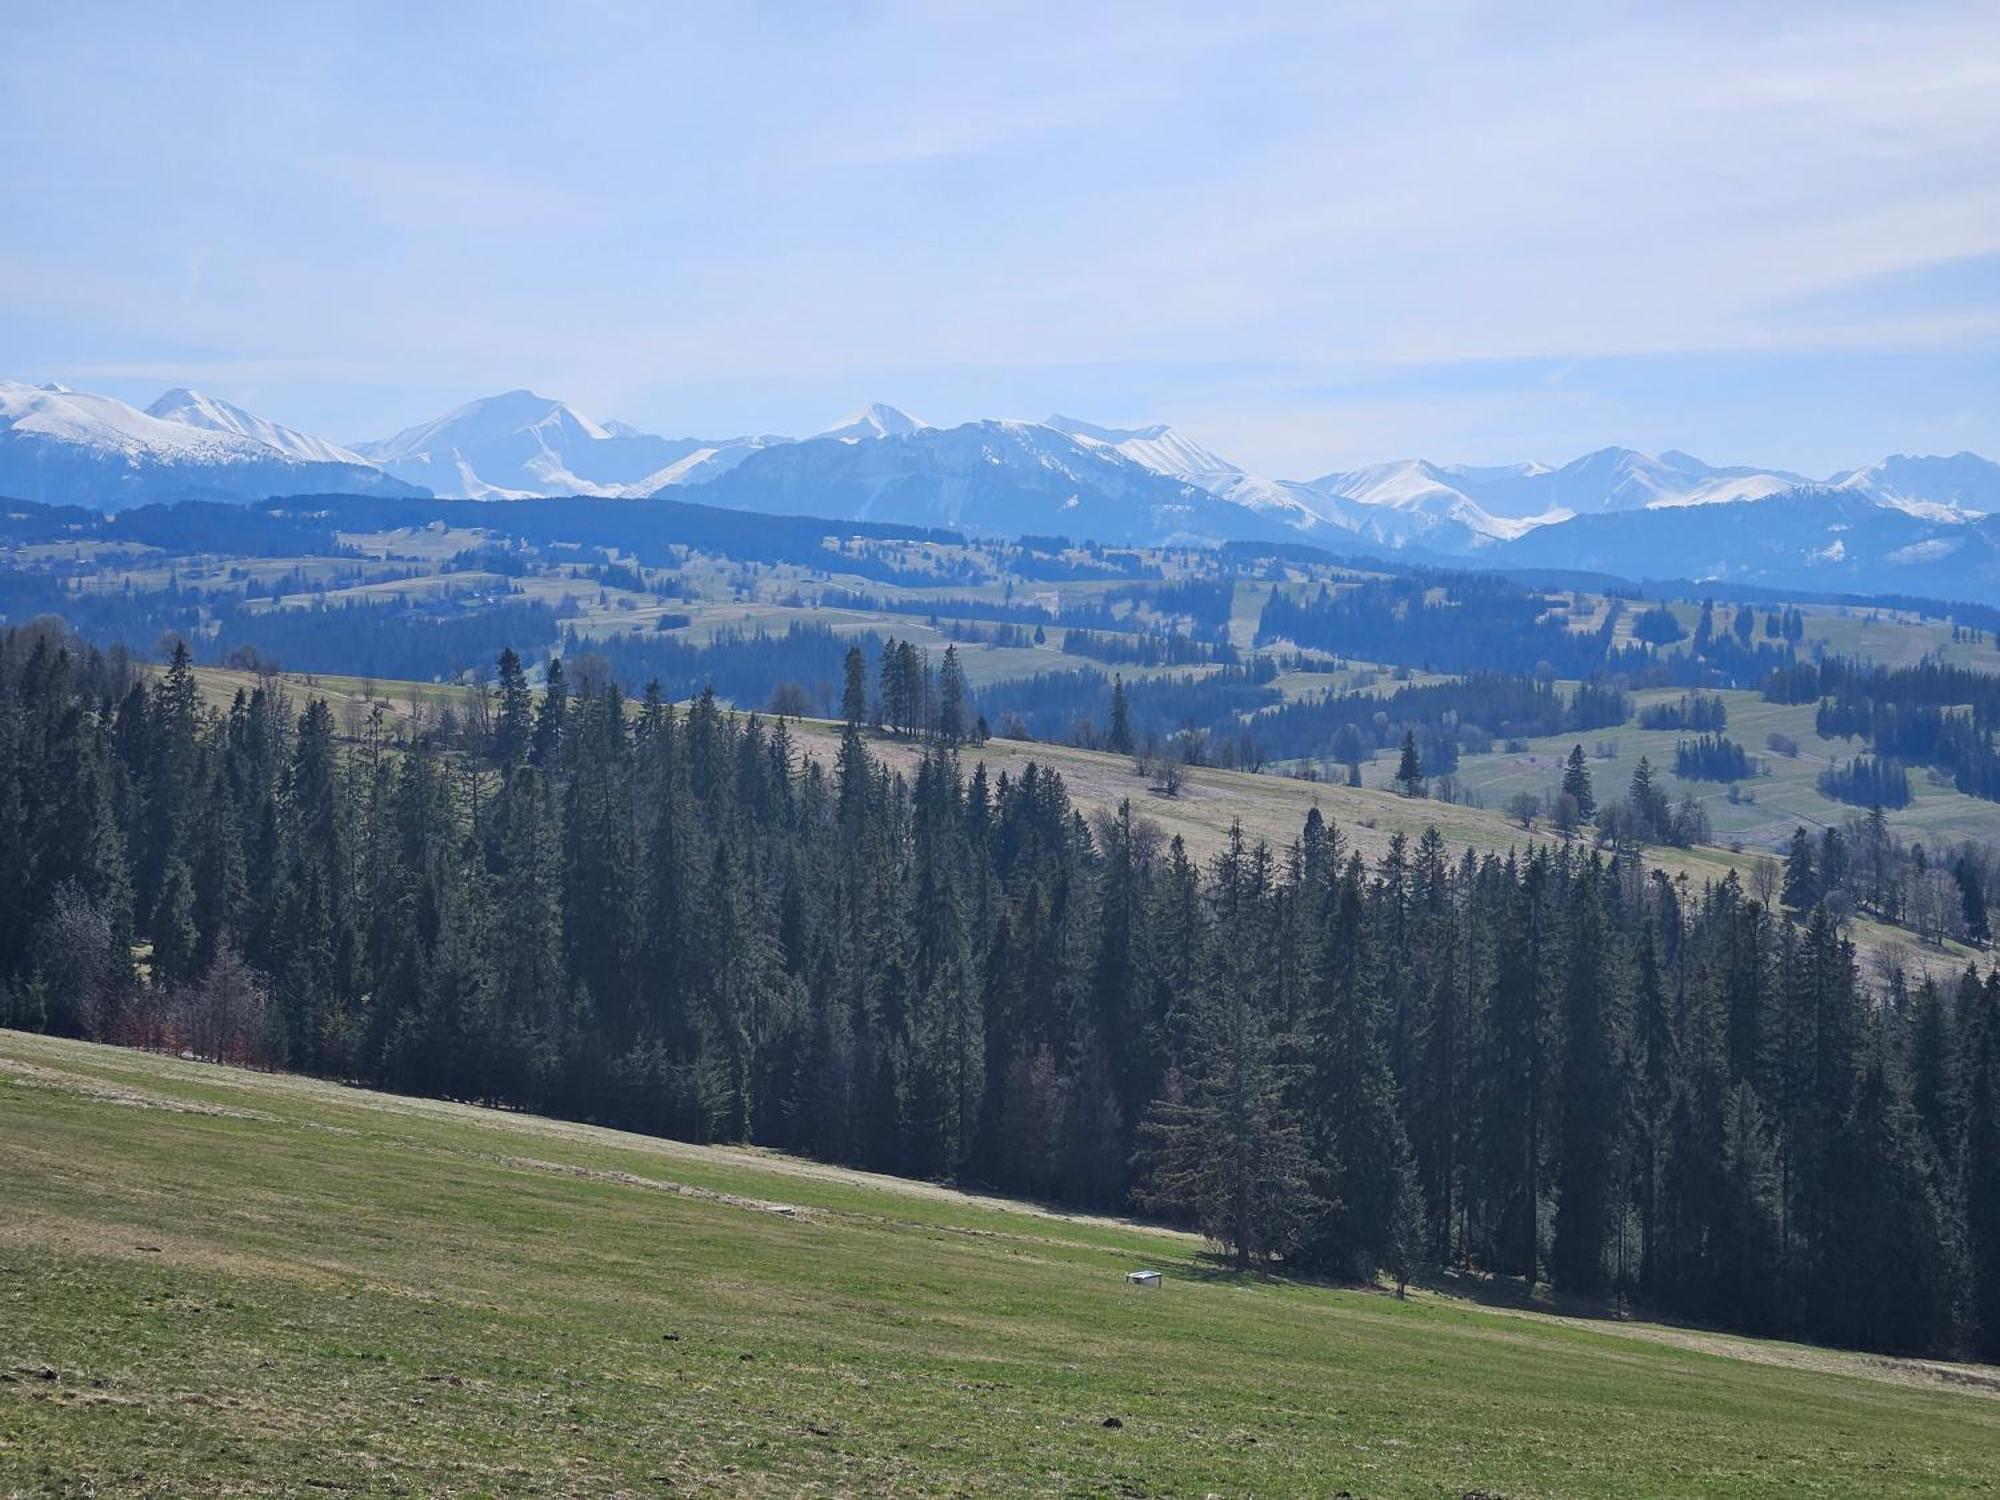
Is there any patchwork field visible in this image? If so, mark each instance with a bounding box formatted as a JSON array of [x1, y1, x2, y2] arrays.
[[1449, 686, 2000, 853], [3, 1030, 1998, 1497]]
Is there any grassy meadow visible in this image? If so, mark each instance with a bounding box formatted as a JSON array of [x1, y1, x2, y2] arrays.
[[1447, 686, 2000, 853], [4, 1030, 1998, 1497]]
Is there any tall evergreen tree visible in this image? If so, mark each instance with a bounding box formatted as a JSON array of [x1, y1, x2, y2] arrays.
[[840, 645, 869, 730], [1135, 982, 1318, 1270], [1552, 859, 1623, 1296], [494, 647, 533, 766], [1106, 674, 1134, 756], [1561, 744, 1596, 823], [1394, 732, 1425, 798], [1782, 827, 1818, 914], [1299, 855, 1413, 1277], [936, 645, 968, 747]]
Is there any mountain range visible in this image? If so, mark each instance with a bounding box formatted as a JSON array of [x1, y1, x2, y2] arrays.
[[5, 377, 1999, 596], [0, 381, 421, 506]]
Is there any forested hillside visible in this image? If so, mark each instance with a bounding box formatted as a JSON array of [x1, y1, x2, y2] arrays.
[[4, 625, 1999, 1361]]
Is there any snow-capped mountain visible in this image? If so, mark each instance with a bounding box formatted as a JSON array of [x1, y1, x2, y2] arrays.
[[1490, 487, 2000, 598], [1830, 453, 2000, 521], [9, 377, 1998, 596], [1293, 460, 1543, 548], [355, 390, 782, 499], [1303, 448, 1810, 538], [815, 403, 930, 442], [0, 380, 422, 509], [1045, 415, 1380, 538], [146, 388, 372, 466], [684, 415, 2000, 563], [1046, 415, 1239, 489], [690, 417, 1280, 545]]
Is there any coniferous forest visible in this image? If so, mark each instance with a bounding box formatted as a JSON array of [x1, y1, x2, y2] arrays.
[[5, 625, 2000, 1363]]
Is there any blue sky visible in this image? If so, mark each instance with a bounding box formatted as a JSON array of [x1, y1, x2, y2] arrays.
[[4, 1, 1996, 477]]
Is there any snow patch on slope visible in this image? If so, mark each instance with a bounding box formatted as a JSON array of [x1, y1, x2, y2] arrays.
[[147, 388, 369, 465], [816, 403, 929, 442]]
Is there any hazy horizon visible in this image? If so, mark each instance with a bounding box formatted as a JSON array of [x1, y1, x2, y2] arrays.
[[5, 1, 1997, 477]]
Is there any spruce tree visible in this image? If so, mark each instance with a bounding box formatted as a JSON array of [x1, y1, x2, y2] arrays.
[[1964, 971, 2000, 1358], [1135, 979, 1318, 1270], [1552, 859, 1623, 1297], [1627, 756, 1667, 843], [494, 647, 532, 766], [530, 657, 567, 768], [1561, 745, 1595, 822], [1956, 857, 1989, 945], [1630, 919, 1676, 1295], [1394, 731, 1425, 798], [1106, 674, 1134, 756], [840, 645, 868, 729], [1782, 827, 1817, 913], [1300, 855, 1413, 1277], [936, 645, 968, 747]]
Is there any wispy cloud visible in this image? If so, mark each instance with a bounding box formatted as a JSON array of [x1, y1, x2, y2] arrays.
[[0, 0, 1994, 473]]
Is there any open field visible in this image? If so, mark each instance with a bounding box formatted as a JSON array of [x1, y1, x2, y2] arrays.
[[1449, 687, 2000, 853], [4, 1029, 1997, 1498]]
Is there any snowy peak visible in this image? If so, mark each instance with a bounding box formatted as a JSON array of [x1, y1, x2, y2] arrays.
[[816, 402, 929, 442], [0, 378, 422, 508], [1832, 452, 2000, 521], [1300, 459, 1535, 547], [355, 390, 780, 499], [1305, 448, 1825, 543], [2, 379, 237, 459], [1046, 414, 1238, 484], [1045, 414, 1173, 445], [1043, 415, 1344, 532], [685, 414, 1291, 546], [147, 388, 368, 465], [10, 376, 1997, 574], [358, 390, 611, 467]]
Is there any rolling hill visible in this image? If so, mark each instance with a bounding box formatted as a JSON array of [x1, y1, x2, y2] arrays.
[[4, 1028, 1995, 1497]]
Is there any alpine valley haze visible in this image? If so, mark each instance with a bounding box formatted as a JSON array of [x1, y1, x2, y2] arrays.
[[7, 378, 2000, 594], [5, 4, 2000, 1497]]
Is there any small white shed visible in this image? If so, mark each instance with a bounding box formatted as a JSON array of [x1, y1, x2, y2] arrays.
[[1125, 1269, 1162, 1289]]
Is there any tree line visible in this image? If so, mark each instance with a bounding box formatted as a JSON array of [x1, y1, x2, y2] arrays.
[[2, 623, 1998, 1360], [1780, 655, 2000, 804]]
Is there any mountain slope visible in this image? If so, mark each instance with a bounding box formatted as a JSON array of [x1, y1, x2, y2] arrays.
[[12, 376, 1999, 592], [146, 388, 371, 466], [1304, 448, 1811, 534], [683, 418, 1298, 544], [1832, 452, 2000, 520], [1490, 486, 2000, 596], [1299, 460, 1543, 547], [0, 381, 423, 509], [816, 402, 930, 441], [356, 390, 783, 499], [12, 1026, 1993, 1498], [1045, 414, 1359, 537]]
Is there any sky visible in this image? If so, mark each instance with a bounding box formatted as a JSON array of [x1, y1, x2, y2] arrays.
[[3, 1, 1998, 478]]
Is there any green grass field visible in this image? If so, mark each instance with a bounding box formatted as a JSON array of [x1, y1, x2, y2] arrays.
[[1448, 687, 2000, 854], [4, 1030, 1997, 1497]]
